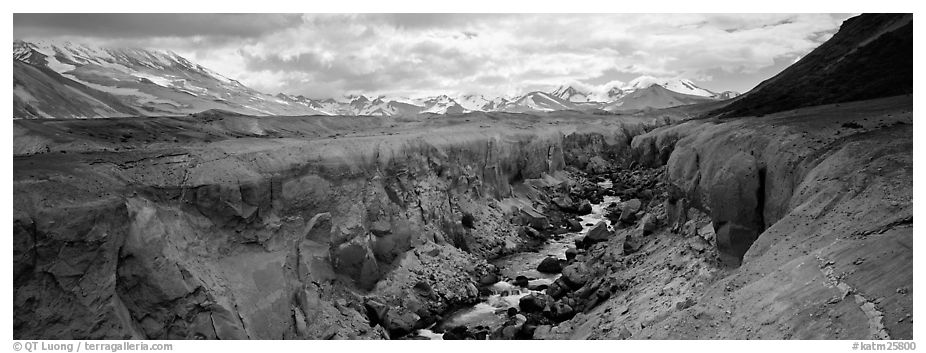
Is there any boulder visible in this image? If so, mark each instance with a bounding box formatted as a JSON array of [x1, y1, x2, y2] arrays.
[[519, 208, 550, 230], [522, 226, 542, 239], [564, 247, 578, 261], [699, 223, 716, 242], [478, 272, 500, 286], [492, 314, 527, 339], [624, 233, 644, 254], [369, 219, 392, 237], [365, 300, 420, 338], [575, 283, 599, 300], [617, 326, 633, 340], [519, 293, 553, 313], [461, 213, 476, 229], [619, 199, 642, 223], [640, 189, 654, 200], [619, 188, 639, 200], [412, 281, 435, 298], [332, 239, 381, 290], [532, 325, 554, 339], [639, 213, 657, 235], [561, 263, 589, 288], [576, 200, 593, 215], [537, 257, 563, 274], [500, 325, 520, 339], [586, 156, 611, 174], [574, 236, 588, 249], [675, 298, 696, 311], [384, 310, 419, 337], [520, 324, 538, 338], [442, 331, 464, 340], [514, 275, 529, 288], [585, 221, 611, 243], [545, 279, 568, 299], [528, 284, 549, 291], [566, 219, 583, 232], [552, 196, 577, 212], [549, 301, 575, 322], [442, 326, 468, 340]]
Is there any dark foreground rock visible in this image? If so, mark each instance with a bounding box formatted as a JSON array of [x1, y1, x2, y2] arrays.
[[537, 257, 563, 274]]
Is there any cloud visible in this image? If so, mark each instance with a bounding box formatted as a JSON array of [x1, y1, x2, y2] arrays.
[[13, 13, 855, 97], [14, 14, 303, 40]]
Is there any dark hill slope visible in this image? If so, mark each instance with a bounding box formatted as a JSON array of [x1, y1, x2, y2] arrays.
[[713, 13, 912, 118]]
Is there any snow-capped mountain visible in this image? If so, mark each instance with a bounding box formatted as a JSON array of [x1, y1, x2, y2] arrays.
[[550, 85, 595, 103], [545, 78, 739, 107], [601, 84, 718, 111], [498, 91, 576, 113], [457, 94, 496, 111], [625, 76, 717, 97], [13, 40, 741, 119], [13, 40, 325, 118], [420, 95, 466, 114]]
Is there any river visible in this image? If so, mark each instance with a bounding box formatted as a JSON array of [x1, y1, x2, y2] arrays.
[[415, 180, 618, 339]]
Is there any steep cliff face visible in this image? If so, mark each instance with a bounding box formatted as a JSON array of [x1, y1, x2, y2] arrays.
[[625, 95, 912, 339], [13, 112, 652, 339]]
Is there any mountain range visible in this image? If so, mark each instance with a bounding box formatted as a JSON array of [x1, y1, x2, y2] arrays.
[[13, 40, 740, 119]]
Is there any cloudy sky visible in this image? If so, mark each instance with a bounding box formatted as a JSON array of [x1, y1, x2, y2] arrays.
[[14, 13, 854, 99]]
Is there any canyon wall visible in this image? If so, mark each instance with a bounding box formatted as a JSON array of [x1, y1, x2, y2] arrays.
[[625, 96, 912, 339], [13, 114, 649, 339]]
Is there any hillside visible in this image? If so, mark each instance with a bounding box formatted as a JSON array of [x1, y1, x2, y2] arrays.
[[713, 13, 912, 117]]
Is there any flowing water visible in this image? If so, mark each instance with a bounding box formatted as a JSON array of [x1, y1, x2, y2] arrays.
[[416, 180, 618, 339]]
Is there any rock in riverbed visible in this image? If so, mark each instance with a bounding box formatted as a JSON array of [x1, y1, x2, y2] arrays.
[[519, 293, 554, 313], [537, 257, 563, 274]]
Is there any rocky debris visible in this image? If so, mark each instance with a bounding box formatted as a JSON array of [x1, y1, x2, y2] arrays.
[[537, 257, 564, 274]]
